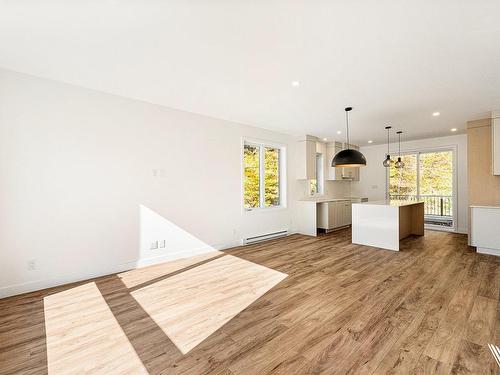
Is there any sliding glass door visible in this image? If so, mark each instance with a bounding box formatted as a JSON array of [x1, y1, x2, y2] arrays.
[[388, 149, 455, 230]]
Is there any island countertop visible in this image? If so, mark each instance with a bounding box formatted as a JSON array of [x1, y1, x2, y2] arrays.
[[298, 197, 351, 203], [354, 200, 424, 207], [298, 196, 368, 203]]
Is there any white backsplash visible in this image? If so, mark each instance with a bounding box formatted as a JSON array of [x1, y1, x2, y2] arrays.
[[299, 180, 352, 199]]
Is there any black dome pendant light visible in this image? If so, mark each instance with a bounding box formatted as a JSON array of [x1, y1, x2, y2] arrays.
[[382, 126, 393, 167], [331, 107, 367, 167], [395, 131, 405, 169]]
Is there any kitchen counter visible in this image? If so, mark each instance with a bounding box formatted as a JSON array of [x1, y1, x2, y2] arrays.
[[298, 197, 367, 203], [470, 204, 500, 209], [296, 197, 368, 237], [359, 200, 424, 207], [298, 197, 351, 203]]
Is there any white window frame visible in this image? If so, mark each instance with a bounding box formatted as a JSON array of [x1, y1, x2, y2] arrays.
[[309, 152, 324, 196], [242, 138, 287, 213]]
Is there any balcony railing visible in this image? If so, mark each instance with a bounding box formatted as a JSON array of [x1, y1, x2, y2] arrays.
[[390, 194, 453, 218]]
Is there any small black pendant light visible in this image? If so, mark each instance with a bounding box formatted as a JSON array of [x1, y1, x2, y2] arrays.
[[382, 126, 393, 167], [395, 131, 405, 169], [331, 107, 367, 167]]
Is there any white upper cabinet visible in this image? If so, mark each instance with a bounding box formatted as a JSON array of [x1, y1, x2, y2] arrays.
[[296, 135, 317, 180], [326, 141, 343, 180], [298, 136, 361, 181], [493, 112, 500, 175]]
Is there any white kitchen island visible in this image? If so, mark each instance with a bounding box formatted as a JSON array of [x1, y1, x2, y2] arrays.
[[352, 200, 424, 251]]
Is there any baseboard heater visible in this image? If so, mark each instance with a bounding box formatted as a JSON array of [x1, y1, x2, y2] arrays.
[[243, 230, 288, 245]]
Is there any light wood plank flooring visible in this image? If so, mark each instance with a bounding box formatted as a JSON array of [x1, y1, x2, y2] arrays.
[[1, 229, 499, 374]]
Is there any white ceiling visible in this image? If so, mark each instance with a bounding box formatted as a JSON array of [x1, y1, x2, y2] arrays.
[[1, 1, 500, 144]]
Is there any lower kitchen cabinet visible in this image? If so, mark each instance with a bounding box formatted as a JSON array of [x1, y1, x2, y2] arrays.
[[317, 200, 352, 231]]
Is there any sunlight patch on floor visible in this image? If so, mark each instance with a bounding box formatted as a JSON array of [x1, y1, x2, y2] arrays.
[[118, 250, 223, 288], [44, 282, 148, 375], [131, 255, 287, 354]]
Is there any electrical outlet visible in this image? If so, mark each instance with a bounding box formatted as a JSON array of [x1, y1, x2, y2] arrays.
[[159, 240, 166, 248], [152, 169, 166, 178], [27, 259, 37, 271], [150, 241, 158, 250]]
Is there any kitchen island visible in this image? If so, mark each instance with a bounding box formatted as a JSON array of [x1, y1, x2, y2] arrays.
[[352, 200, 424, 251]]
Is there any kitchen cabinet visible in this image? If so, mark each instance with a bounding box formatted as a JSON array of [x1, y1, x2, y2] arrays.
[[471, 205, 500, 256], [317, 200, 352, 231], [493, 113, 500, 175], [342, 200, 352, 225], [296, 135, 317, 180], [326, 142, 343, 180], [296, 136, 360, 182]]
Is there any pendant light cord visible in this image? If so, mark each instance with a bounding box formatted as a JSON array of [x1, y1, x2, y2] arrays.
[[397, 131, 403, 194], [387, 128, 390, 155], [346, 110, 350, 149]]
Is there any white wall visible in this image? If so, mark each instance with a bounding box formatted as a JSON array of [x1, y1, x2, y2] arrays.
[[0, 69, 301, 297], [351, 134, 468, 233]]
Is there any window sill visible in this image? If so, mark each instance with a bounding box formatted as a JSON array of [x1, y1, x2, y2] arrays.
[[243, 205, 287, 215]]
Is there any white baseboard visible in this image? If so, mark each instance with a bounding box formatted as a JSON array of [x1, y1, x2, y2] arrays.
[[0, 262, 134, 300], [476, 247, 500, 257], [0, 240, 242, 299]]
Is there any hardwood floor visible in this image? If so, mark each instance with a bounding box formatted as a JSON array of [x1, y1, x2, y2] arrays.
[[1, 229, 499, 374]]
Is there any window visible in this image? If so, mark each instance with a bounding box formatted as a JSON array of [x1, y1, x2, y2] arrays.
[[309, 153, 324, 195], [243, 140, 285, 210], [388, 149, 455, 229]]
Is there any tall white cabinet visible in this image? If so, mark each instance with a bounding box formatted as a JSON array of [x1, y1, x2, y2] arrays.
[[296, 135, 317, 180]]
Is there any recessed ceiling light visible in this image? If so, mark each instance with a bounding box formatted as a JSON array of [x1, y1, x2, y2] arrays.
[[368, 140, 373, 143], [432, 112, 440, 117], [451, 128, 457, 132], [337, 130, 342, 134], [291, 81, 300, 87], [322, 137, 328, 141]]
